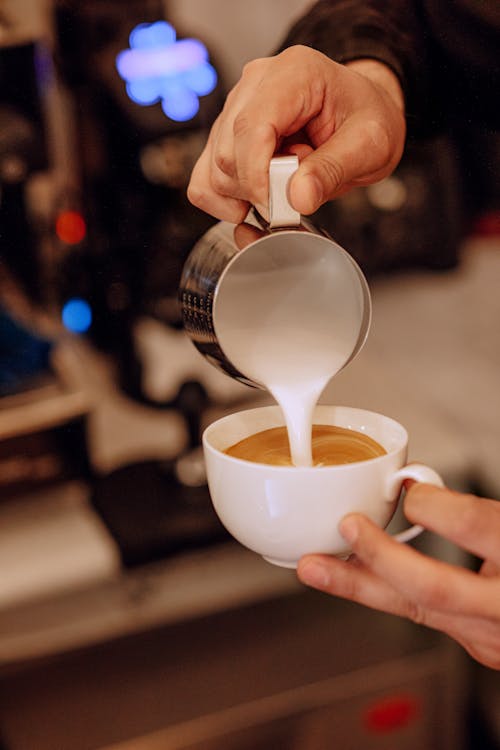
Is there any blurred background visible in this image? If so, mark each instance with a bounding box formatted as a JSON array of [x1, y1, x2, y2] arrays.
[[0, 1, 499, 748]]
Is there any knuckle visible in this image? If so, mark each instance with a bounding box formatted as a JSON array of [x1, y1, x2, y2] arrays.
[[329, 561, 367, 603], [413, 575, 452, 612], [340, 576, 364, 602], [278, 45, 302, 64], [403, 598, 428, 627], [241, 57, 268, 80], [351, 531, 378, 567], [213, 150, 236, 179], [186, 182, 205, 209], [209, 170, 228, 196], [279, 44, 313, 64], [361, 118, 392, 164]]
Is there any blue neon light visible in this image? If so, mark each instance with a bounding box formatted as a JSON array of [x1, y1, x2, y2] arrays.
[[62, 299, 92, 334], [161, 85, 199, 122], [116, 21, 217, 123], [129, 21, 176, 49]]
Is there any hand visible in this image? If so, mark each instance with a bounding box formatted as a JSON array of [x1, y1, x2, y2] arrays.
[[188, 45, 406, 222], [297, 483, 500, 670]]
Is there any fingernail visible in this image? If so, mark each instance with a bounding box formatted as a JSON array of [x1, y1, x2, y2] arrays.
[[339, 516, 359, 545], [298, 560, 331, 589]]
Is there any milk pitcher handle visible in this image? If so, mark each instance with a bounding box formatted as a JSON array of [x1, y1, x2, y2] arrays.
[[268, 156, 301, 228]]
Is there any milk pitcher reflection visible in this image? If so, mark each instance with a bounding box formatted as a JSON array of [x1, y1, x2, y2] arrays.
[[179, 156, 371, 466]]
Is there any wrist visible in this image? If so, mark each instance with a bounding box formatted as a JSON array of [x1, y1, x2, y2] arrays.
[[346, 58, 405, 114]]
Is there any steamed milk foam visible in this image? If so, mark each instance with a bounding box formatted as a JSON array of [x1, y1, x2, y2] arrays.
[[215, 238, 366, 466]]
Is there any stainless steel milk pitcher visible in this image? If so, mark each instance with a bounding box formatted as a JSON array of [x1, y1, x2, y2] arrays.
[[179, 156, 372, 388]]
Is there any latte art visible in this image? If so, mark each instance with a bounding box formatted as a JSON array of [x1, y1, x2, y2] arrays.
[[225, 424, 386, 466]]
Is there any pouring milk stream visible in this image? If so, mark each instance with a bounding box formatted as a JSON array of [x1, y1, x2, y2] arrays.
[[180, 155, 371, 466], [216, 251, 363, 466]]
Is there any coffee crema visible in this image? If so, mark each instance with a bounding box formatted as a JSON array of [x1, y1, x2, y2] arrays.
[[224, 424, 386, 467]]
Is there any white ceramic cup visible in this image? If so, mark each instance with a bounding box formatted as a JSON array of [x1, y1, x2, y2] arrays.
[[203, 405, 444, 568]]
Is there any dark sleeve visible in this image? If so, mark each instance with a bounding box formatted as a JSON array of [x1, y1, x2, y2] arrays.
[[277, 0, 435, 137]]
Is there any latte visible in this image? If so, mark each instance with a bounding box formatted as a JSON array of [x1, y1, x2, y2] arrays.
[[225, 424, 386, 467]]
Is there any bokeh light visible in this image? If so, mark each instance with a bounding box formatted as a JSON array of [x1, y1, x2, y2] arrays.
[[62, 298, 92, 334], [55, 210, 87, 245], [116, 21, 217, 123]]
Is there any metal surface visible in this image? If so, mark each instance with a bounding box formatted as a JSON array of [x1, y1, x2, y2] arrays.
[[179, 159, 372, 388]]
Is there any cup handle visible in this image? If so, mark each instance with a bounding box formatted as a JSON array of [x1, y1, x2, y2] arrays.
[[386, 463, 445, 544]]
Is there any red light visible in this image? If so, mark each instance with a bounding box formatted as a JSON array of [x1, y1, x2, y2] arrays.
[[472, 210, 500, 237], [363, 693, 421, 734], [55, 210, 86, 244]]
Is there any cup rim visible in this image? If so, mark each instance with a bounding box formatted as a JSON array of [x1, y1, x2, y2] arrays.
[[203, 404, 408, 472]]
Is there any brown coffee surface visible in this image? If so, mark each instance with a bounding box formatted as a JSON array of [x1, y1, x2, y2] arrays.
[[224, 424, 386, 466]]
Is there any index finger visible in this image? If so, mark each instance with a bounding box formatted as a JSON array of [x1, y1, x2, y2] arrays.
[[405, 484, 500, 567], [340, 514, 500, 620], [187, 126, 250, 222]]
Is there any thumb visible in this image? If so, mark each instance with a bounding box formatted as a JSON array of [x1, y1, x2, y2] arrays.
[[290, 152, 344, 214], [289, 115, 399, 214]]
